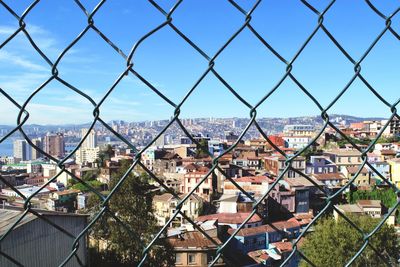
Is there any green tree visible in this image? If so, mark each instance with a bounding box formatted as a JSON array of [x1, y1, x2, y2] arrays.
[[195, 139, 209, 158], [98, 144, 115, 167], [346, 188, 397, 208], [71, 180, 104, 192], [88, 160, 174, 267], [300, 216, 400, 267]]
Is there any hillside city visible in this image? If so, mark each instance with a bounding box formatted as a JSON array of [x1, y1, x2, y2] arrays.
[[1, 115, 400, 266]]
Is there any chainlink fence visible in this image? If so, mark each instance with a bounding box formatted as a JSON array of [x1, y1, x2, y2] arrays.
[[0, 0, 399, 266]]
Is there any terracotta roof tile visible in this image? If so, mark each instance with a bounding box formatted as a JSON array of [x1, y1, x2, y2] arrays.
[[196, 212, 262, 224]]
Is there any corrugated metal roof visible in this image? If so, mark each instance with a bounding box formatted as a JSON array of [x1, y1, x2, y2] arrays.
[[0, 209, 36, 236]]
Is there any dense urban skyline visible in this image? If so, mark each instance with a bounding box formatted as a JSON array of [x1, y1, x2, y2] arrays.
[[0, 0, 399, 125]]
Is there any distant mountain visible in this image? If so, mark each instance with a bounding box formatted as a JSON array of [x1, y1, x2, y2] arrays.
[[0, 114, 387, 129]]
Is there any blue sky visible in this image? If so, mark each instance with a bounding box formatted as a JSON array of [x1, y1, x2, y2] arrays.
[[0, 0, 399, 125]]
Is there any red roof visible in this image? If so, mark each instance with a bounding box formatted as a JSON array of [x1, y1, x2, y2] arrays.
[[168, 231, 221, 249], [196, 212, 262, 224], [272, 241, 294, 252], [234, 176, 274, 184], [312, 173, 345, 180], [228, 218, 300, 236]]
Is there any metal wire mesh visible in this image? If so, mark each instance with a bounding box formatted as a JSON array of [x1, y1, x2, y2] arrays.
[[0, 0, 399, 266]]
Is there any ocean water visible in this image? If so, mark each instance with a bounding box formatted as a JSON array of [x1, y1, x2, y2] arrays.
[[0, 138, 78, 157], [0, 138, 13, 157]]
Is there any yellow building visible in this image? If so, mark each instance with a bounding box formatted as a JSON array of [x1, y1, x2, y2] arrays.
[[387, 158, 400, 187]]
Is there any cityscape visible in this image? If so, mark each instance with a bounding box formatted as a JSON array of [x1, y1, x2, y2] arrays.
[[1, 0, 399, 266], [1, 115, 400, 266]]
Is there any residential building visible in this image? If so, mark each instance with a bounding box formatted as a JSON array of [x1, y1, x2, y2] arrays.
[[389, 117, 400, 136], [31, 138, 42, 160], [247, 241, 301, 267], [81, 128, 97, 148], [44, 133, 65, 158], [282, 136, 312, 150], [182, 166, 214, 202], [334, 200, 385, 221], [153, 149, 182, 176], [196, 213, 263, 229], [270, 178, 312, 214], [153, 193, 203, 227], [283, 125, 315, 137], [76, 147, 100, 165], [306, 155, 337, 174], [46, 189, 80, 212], [13, 139, 29, 162], [223, 176, 273, 195], [0, 156, 16, 165], [323, 149, 362, 173], [368, 161, 390, 185], [227, 218, 300, 254], [167, 229, 224, 267], [216, 193, 268, 216], [77, 193, 89, 210], [311, 173, 345, 189], [342, 166, 371, 187], [387, 158, 400, 187], [264, 155, 306, 179]]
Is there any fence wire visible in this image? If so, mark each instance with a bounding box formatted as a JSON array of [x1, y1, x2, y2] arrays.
[[0, 0, 399, 266]]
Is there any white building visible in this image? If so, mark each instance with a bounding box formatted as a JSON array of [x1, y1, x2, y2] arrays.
[[81, 128, 97, 149], [153, 193, 203, 227], [283, 136, 312, 150], [75, 147, 100, 165]]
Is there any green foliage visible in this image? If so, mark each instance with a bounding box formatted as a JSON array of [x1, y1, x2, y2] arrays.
[[376, 136, 400, 144], [71, 180, 104, 192], [300, 147, 321, 160], [300, 216, 400, 267], [81, 170, 98, 181], [346, 188, 398, 208], [195, 139, 209, 158], [88, 160, 174, 267], [98, 144, 115, 167], [336, 137, 370, 148]]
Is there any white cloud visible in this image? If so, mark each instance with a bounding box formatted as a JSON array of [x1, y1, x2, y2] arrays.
[[0, 26, 18, 35], [0, 50, 48, 71]]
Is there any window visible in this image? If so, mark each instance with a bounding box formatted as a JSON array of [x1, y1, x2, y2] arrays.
[[175, 253, 182, 265], [188, 254, 196, 264], [207, 254, 214, 264]]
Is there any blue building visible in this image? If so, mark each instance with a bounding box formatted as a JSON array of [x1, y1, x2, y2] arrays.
[[369, 161, 390, 184], [306, 155, 337, 174], [227, 219, 301, 254]]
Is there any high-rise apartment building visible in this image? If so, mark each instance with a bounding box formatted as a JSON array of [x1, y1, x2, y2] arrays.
[[31, 138, 42, 160], [81, 128, 97, 148], [44, 133, 65, 158], [13, 140, 27, 162], [76, 128, 99, 165]]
